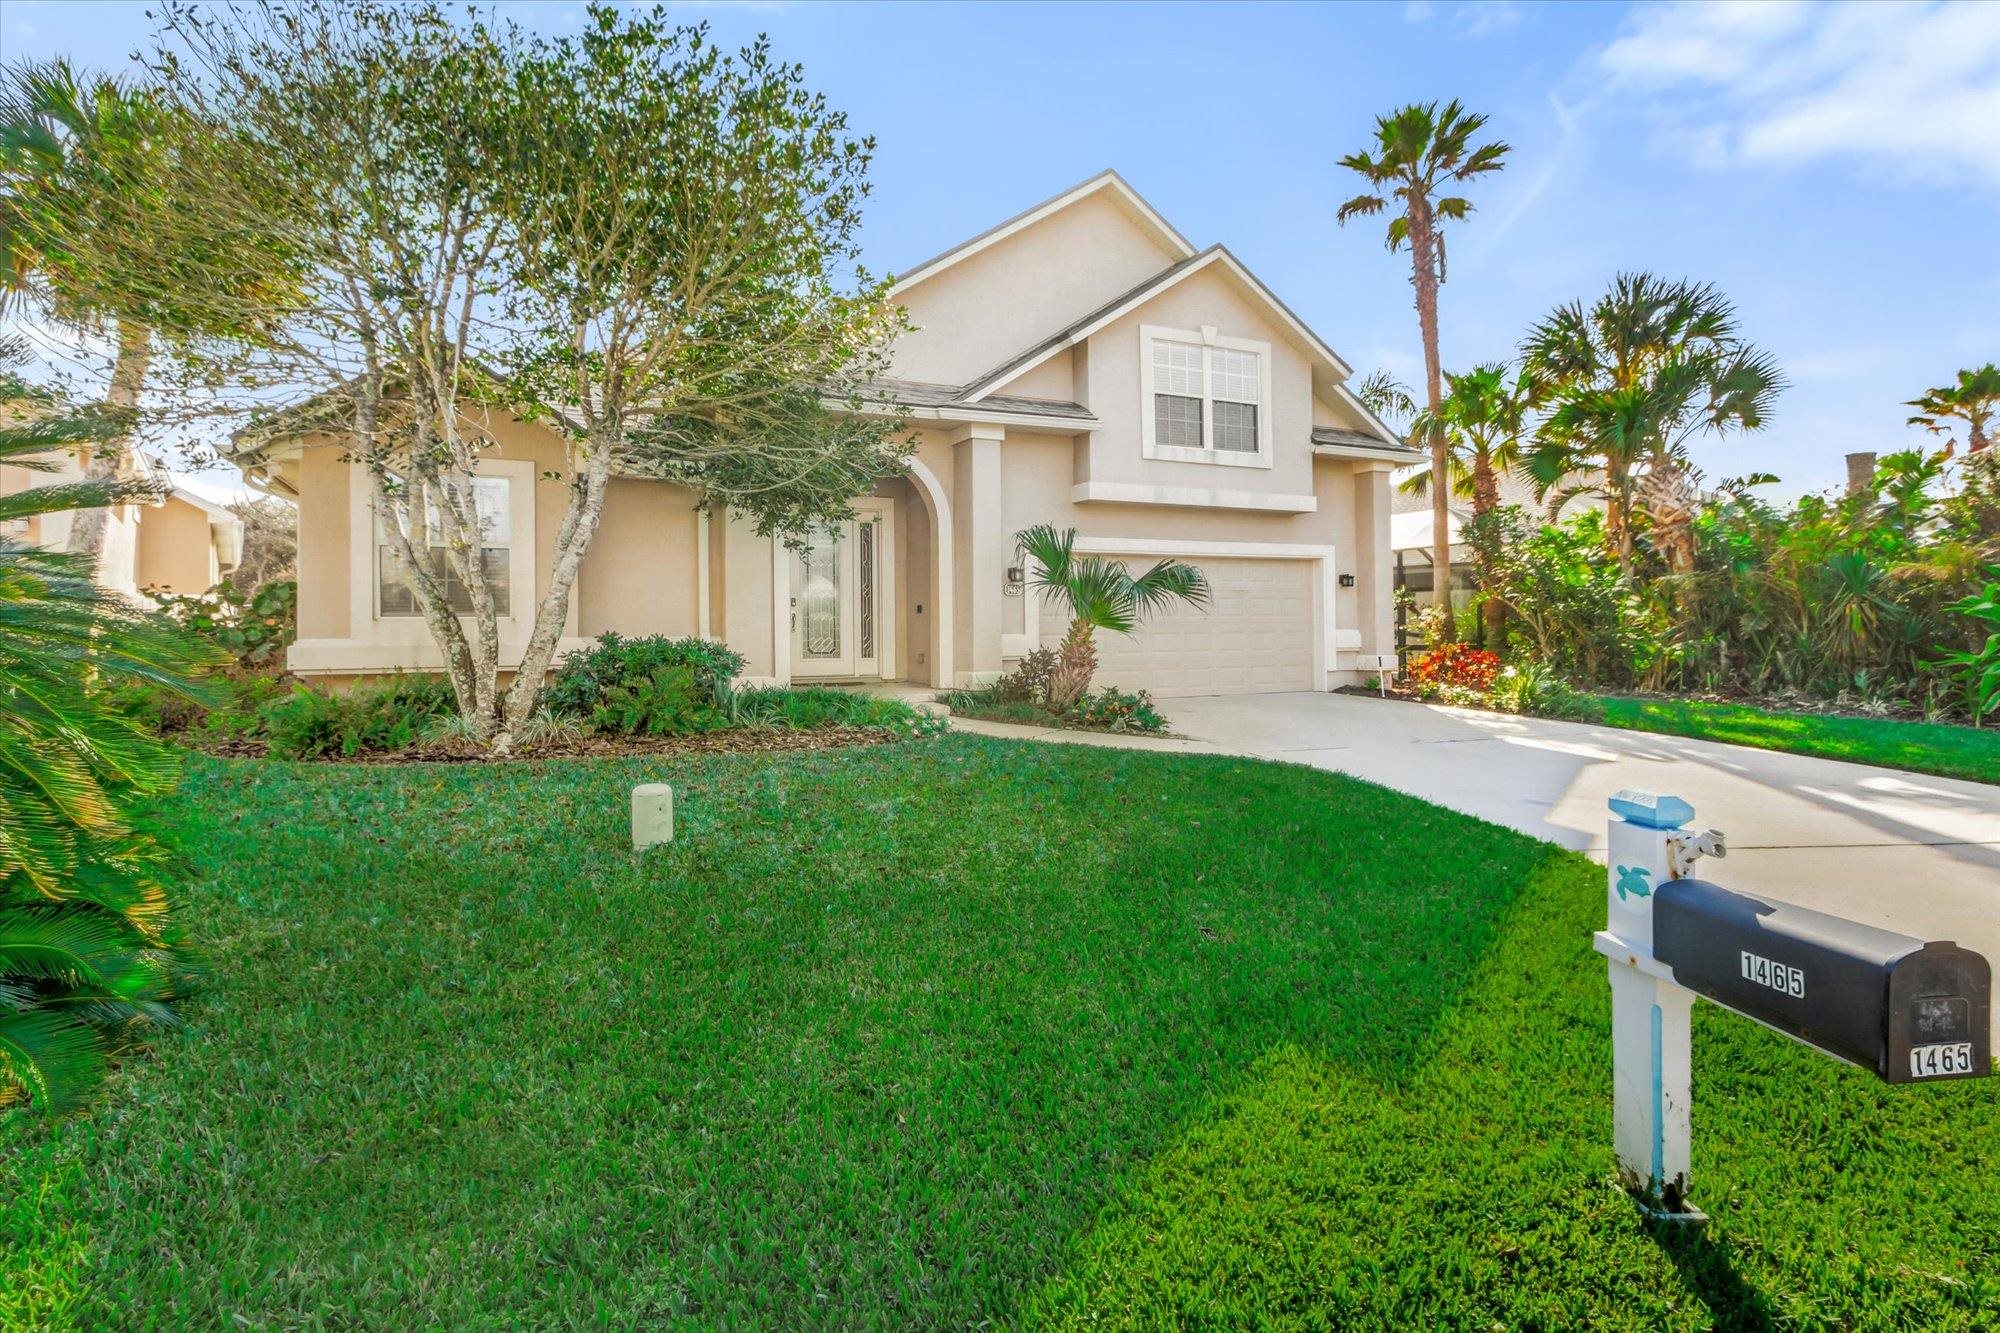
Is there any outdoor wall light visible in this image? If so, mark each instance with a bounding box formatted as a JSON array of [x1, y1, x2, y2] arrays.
[[1004, 566, 1025, 597], [1338, 573, 1356, 588]]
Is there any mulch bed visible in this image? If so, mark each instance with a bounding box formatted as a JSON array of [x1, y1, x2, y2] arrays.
[[186, 725, 905, 765]]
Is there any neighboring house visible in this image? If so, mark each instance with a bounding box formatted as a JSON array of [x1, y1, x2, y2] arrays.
[[0, 448, 243, 600], [1389, 465, 1607, 631], [229, 170, 1419, 695]]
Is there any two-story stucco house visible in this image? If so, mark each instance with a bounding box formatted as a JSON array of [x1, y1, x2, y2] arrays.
[[231, 170, 1418, 695], [1, 448, 243, 600]]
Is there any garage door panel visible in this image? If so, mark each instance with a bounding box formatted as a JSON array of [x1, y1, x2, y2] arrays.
[[1036, 555, 1314, 698]]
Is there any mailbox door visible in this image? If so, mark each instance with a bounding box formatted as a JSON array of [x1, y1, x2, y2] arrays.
[[1885, 942, 1991, 1085]]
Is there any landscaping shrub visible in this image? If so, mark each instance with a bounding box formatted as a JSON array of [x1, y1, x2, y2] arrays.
[[1407, 642, 1502, 694], [993, 648, 1058, 705], [730, 686, 945, 738], [942, 675, 1169, 733], [153, 579, 297, 673], [585, 663, 727, 736], [1474, 451, 2000, 717], [261, 676, 457, 759], [541, 634, 745, 724], [1489, 662, 1588, 719], [1070, 686, 1167, 733]]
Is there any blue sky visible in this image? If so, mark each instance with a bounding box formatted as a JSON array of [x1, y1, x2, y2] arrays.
[[5, 0, 1996, 499]]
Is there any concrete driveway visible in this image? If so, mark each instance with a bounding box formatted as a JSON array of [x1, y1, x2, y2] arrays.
[[1165, 692, 2000, 969]]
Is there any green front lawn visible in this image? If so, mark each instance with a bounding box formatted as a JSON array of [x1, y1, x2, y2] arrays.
[[1580, 695, 2000, 785], [5, 737, 1995, 1326]]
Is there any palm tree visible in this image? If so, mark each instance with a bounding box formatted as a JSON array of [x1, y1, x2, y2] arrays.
[[1406, 363, 1531, 643], [1907, 364, 1999, 455], [1354, 368, 1419, 432], [1337, 100, 1509, 638], [1, 60, 275, 569], [0, 61, 165, 565], [1016, 524, 1209, 711], [0, 343, 211, 1111], [1522, 273, 1782, 579]]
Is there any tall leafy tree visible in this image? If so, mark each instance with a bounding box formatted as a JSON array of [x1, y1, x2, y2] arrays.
[[1337, 101, 1508, 637], [1407, 362, 1531, 643], [1907, 363, 1999, 455], [166, 0, 907, 752], [1522, 273, 1782, 579], [1016, 525, 1209, 711]]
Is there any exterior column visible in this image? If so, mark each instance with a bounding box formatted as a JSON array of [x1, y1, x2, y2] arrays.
[[1351, 462, 1397, 666], [950, 423, 1005, 687]]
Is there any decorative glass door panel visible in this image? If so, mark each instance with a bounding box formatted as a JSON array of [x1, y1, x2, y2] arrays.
[[799, 542, 841, 660], [790, 510, 883, 679]]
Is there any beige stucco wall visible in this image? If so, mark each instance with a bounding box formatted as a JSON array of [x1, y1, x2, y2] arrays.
[[295, 443, 351, 639], [891, 190, 1184, 386], [992, 348, 1076, 402], [578, 479, 702, 638], [134, 494, 218, 594]]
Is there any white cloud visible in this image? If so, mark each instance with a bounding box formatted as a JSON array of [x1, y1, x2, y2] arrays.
[[1405, 1, 1523, 37], [1454, 2, 1524, 38], [1595, 0, 2000, 188]]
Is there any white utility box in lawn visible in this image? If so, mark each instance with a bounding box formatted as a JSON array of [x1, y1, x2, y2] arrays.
[[631, 783, 674, 849]]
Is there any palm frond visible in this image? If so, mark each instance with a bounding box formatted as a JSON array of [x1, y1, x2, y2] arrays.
[[0, 1008, 105, 1113], [1128, 559, 1209, 616]]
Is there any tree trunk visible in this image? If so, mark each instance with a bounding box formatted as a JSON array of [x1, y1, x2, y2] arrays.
[[65, 319, 152, 567], [1607, 464, 1635, 584], [1470, 450, 1505, 647], [1047, 617, 1098, 712], [1406, 202, 1454, 640], [1972, 417, 1989, 454], [496, 441, 616, 753]]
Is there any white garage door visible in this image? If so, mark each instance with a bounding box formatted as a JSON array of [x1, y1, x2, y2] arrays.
[[1038, 555, 1315, 697]]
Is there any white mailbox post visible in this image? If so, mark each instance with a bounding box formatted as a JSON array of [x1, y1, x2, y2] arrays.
[[1595, 789, 1990, 1222], [1592, 790, 1712, 1219]]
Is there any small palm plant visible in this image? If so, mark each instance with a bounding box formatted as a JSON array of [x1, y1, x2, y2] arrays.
[[0, 348, 213, 1111], [1015, 525, 1209, 711]]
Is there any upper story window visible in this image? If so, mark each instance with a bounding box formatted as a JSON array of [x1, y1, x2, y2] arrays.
[[1141, 325, 1272, 468], [376, 475, 512, 618]]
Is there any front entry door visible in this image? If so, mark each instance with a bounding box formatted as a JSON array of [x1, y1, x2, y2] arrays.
[[790, 512, 883, 679]]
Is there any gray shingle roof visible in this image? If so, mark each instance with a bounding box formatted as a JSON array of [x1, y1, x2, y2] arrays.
[[1312, 426, 1421, 456], [857, 378, 1095, 422]]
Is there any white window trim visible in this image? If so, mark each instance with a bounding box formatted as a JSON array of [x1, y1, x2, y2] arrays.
[[372, 472, 520, 622], [1139, 323, 1275, 471], [334, 457, 562, 665]]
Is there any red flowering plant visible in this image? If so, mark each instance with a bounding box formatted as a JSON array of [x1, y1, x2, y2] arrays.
[[1406, 643, 1502, 693]]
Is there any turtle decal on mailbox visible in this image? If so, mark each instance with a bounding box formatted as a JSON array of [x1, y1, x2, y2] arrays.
[[1614, 864, 1652, 902]]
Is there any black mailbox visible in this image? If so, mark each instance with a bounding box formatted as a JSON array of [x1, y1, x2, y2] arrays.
[[1654, 879, 1990, 1085]]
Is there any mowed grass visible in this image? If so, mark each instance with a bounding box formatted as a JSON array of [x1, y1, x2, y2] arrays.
[[1582, 694, 2000, 785], [1, 736, 1995, 1327]]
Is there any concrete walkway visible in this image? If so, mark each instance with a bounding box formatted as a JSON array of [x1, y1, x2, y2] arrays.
[[952, 693, 2000, 977]]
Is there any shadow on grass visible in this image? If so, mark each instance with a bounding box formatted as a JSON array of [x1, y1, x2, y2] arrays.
[[1644, 1218, 1779, 1333], [1022, 818, 1996, 1329]]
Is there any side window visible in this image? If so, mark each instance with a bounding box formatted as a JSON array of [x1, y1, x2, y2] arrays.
[[377, 476, 511, 617]]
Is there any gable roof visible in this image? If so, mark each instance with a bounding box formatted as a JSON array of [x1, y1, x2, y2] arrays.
[[956, 243, 1363, 412], [888, 169, 1197, 297]]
